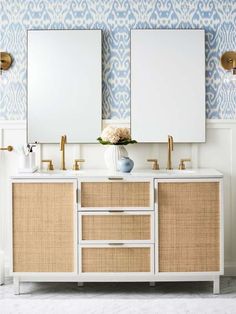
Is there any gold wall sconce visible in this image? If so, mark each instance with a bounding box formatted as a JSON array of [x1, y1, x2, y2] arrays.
[[0, 52, 13, 74], [221, 51, 236, 84], [221, 51, 236, 73]]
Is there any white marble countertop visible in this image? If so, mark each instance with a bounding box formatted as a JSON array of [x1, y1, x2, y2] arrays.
[[11, 168, 223, 179]]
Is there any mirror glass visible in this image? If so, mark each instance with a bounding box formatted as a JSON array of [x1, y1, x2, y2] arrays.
[[28, 29, 102, 143], [131, 29, 205, 143]]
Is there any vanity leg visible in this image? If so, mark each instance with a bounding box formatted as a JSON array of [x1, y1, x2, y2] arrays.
[[213, 276, 220, 294], [77, 282, 84, 287], [14, 277, 20, 295], [149, 282, 156, 287]]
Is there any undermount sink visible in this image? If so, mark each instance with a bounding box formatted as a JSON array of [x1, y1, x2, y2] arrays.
[[38, 170, 83, 175], [133, 169, 196, 176], [166, 169, 196, 174], [137, 169, 196, 176], [140, 169, 195, 174]]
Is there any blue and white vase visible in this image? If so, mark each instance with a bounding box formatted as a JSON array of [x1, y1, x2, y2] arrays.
[[117, 157, 134, 173]]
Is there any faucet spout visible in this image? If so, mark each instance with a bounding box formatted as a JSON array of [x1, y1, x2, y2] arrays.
[[167, 135, 174, 170], [60, 135, 67, 170]]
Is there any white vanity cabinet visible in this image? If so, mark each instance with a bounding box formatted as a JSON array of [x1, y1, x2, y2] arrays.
[[10, 170, 223, 294]]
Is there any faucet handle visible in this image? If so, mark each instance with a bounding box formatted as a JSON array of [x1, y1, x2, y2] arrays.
[[147, 159, 159, 170], [42, 159, 54, 171], [73, 159, 85, 171], [178, 158, 191, 170]]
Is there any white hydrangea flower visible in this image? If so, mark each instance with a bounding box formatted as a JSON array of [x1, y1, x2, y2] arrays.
[[100, 126, 132, 144], [120, 128, 131, 140]]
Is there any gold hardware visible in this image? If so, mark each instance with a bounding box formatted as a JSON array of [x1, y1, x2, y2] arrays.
[[147, 159, 159, 170], [178, 158, 191, 170], [76, 188, 79, 204], [108, 243, 124, 246], [42, 159, 54, 171], [60, 135, 67, 170], [0, 145, 13, 152], [221, 51, 236, 73], [73, 159, 85, 171], [167, 135, 174, 170], [0, 52, 13, 73], [108, 177, 124, 180]]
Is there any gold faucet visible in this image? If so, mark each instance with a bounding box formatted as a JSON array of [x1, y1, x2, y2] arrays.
[[60, 135, 67, 170], [167, 135, 174, 170], [42, 159, 54, 171], [179, 158, 191, 170], [147, 159, 159, 170]]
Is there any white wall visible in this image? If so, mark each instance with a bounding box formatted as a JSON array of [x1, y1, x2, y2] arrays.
[[1, 120, 236, 275]]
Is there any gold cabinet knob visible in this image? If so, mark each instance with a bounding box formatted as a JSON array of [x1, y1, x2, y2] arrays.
[[73, 159, 85, 171], [178, 158, 191, 170], [42, 159, 54, 171], [147, 159, 159, 170]]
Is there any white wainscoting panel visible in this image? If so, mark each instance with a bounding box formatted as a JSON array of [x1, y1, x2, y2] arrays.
[[0, 121, 26, 278], [1, 120, 236, 275]]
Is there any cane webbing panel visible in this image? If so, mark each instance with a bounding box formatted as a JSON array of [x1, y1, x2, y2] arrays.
[[13, 183, 74, 272], [82, 214, 151, 240], [81, 182, 150, 208], [158, 182, 220, 272], [82, 247, 150, 272]]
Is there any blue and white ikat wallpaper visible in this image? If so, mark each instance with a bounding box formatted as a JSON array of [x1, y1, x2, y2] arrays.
[[1, 0, 236, 120]]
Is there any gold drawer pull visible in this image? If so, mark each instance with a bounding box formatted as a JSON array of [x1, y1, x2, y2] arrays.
[[108, 243, 124, 246], [108, 177, 124, 180], [109, 210, 124, 213]]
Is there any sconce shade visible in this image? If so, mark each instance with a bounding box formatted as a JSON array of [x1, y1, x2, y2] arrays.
[[221, 51, 236, 71], [0, 52, 13, 71]]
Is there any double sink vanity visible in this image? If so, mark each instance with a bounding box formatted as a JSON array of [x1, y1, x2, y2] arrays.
[[11, 166, 223, 295]]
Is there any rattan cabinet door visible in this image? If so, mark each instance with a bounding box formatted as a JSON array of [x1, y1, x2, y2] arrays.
[[158, 181, 220, 272], [12, 182, 76, 273]]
